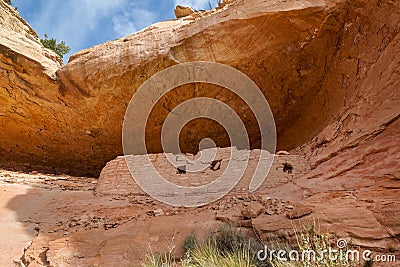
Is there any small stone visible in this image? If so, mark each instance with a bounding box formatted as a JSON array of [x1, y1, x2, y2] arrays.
[[153, 209, 164, 217], [241, 202, 264, 219], [265, 208, 275, 215], [80, 214, 89, 221], [104, 224, 113, 230], [276, 151, 290, 156], [286, 205, 313, 219], [174, 5, 194, 19], [262, 196, 272, 202], [30, 171, 39, 175], [216, 212, 253, 228]]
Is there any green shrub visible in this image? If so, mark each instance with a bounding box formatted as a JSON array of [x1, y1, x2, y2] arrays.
[[143, 222, 372, 267], [40, 34, 71, 59], [143, 223, 266, 267], [183, 231, 199, 252], [208, 224, 268, 266]]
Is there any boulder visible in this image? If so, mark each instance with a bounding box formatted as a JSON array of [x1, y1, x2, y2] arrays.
[[174, 5, 194, 18]]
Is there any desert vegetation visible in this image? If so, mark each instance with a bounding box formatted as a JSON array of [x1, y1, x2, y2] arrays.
[[40, 34, 71, 58], [141, 222, 371, 267]]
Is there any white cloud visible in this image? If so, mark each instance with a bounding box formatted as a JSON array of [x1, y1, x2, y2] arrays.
[[112, 8, 157, 37], [20, 0, 158, 62], [113, 17, 138, 37], [174, 0, 213, 10], [79, 0, 126, 29], [29, 0, 125, 49]]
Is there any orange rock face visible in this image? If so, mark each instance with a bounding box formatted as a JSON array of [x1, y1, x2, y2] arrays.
[[3, 0, 397, 176]]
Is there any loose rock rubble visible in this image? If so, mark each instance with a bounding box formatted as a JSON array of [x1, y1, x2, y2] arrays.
[[50, 215, 120, 234]]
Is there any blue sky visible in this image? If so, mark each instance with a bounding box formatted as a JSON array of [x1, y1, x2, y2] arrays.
[[13, 0, 217, 63]]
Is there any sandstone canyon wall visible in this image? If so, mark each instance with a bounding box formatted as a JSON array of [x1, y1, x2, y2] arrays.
[[0, 0, 399, 177]]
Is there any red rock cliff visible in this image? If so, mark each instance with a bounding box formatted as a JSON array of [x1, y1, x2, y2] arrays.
[[0, 0, 399, 177]]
